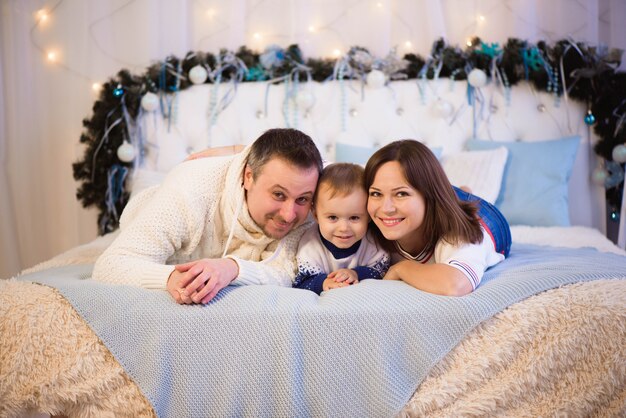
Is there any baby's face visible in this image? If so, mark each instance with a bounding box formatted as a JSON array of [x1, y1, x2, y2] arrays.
[[314, 186, 369, 249]]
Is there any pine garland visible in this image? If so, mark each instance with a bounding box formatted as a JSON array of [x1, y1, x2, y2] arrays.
[[72, 38, 626, 234]]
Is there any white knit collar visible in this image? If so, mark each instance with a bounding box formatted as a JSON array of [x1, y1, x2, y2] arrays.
[[220, 148, 275, 256]]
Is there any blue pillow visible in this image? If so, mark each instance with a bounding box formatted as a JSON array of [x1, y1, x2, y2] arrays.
[[335, 142, 442, 165], [335, 143, 376, 165], [466, 136, 580, 227]]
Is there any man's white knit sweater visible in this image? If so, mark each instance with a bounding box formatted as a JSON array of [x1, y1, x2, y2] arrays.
[[92, 149, 312, 289]]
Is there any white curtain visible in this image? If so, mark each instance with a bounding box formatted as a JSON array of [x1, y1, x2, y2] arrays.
[[1, 0, 625, 279]]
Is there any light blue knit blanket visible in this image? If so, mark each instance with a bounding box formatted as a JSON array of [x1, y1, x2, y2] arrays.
[[19, 243, 626, 417]]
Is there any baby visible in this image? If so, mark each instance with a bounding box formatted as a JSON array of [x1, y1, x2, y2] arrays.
[[293, 163, 390, 294]]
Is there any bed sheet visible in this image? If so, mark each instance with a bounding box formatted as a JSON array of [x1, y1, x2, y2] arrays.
[[21, 226, 626, 275]]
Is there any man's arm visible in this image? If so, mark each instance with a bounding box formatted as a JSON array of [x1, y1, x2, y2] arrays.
[[227, 222, 313, 288], [92, 172, 202, 288], [168, 258, 239, 304]]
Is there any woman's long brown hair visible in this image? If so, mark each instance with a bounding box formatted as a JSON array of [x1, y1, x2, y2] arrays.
[[364, 140, 483, 253]]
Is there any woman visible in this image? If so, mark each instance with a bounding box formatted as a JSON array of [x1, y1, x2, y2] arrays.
[[364, 139, 511, 296]]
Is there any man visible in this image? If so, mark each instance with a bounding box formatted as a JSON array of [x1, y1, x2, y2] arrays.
[[93, 128, 322, 304]]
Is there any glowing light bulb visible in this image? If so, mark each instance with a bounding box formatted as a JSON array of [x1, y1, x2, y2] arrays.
[[92, 83, 102, 92], [332, 49, 342, 57], [405, 41, 412, 48], [466, 38, 473, 47], [253, 32, 262, 40], [47, 50, 57, 62], [36, 9, 49, 23], [308, 25, 316, 33], [478, 15, 485, 22]]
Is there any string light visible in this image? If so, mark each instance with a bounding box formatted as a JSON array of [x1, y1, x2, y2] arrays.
[[253, 32, 262, 40], [405, 41, 412, 48], [92, 83, 102, 92], [376, 2, 383, 8], [466, 38, 473, 47], [36, 9, 49, 23], [332, 49, 342, 57], [308, 25, 316, 33], [478, 15, 486, 22], [31, 5, 93, 84]]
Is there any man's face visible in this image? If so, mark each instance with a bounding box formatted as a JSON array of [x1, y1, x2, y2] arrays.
[[243, 158, 319, 239]]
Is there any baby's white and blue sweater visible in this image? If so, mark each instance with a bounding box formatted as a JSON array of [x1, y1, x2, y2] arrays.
[[294, 226, 390, 294]]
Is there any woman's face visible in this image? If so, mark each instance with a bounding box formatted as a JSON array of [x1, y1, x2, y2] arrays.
[[367, 161, 426, 250]]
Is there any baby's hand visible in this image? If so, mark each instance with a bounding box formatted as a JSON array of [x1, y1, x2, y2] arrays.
[[327, 269, 358, 284], [322, 278, 348, 292]]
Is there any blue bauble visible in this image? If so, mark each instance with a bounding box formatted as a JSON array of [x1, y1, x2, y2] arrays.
[[113, 87, 124, 97], [584, 111, 596, 125], [604, 160, 625, 189]]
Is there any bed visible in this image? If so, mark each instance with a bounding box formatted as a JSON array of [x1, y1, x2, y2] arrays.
[[1, 74, 625, 417]]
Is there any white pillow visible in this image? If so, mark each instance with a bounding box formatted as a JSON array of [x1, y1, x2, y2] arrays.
[[442, 147, 508, 204]]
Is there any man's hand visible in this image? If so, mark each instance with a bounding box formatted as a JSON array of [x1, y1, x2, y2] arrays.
[[167, 258, 239, 304]]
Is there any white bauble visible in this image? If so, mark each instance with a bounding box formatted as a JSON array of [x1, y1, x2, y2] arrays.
[[467, 68, 488, 88], [188, 65, 208, 85], [611, 144, 626, 163], [366, 70, 386, 89], [296, 90, 315, 110], [117, 141, 136, 162], [433, 100, 454, 118], [591, 167, 608, 186], [140, 92, 159, 112]]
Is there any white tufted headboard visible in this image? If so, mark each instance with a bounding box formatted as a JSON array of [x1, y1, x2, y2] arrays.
[[136, 80, 604, 232]]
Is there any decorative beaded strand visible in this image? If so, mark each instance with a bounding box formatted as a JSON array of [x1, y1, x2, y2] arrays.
[[417, 64, 428, 105], [552, 66, 561, 107], [449, 68, 461, 92], [501, 68, 511, 106], [282, 77, 292, 128], [170, 60, 183, 128], [339, 64, 347, 133], [292, 75, 300, 129]]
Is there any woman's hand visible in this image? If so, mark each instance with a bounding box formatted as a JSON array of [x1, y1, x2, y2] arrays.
[[382, 263, 402, 281], [185, 145, 245, 161]]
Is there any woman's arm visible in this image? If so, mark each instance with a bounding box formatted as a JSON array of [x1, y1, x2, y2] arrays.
[[383, 260, 473, 296], [185, 145, 245, 161]]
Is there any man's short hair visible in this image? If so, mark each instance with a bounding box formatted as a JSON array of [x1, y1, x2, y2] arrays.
[[246, 128, 323, 179]]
